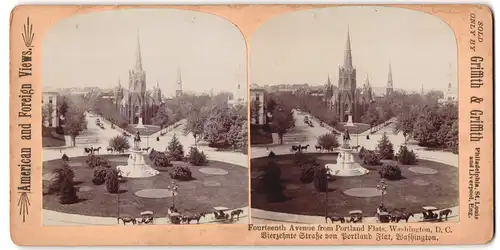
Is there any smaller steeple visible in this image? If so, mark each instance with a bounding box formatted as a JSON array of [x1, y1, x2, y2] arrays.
[[421, 84, 424, 95], [176, 65, 183, 97], [386, 63, 394, 95], [364, 73, 371, 88]]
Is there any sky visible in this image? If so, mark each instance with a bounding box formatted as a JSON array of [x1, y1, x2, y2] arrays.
[[250, 6, 458, 93], [43, 9, 247, 97]]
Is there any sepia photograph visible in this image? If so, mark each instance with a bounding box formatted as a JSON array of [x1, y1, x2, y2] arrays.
[[41, 9, 249, 226], [250, 6, 459, 224]]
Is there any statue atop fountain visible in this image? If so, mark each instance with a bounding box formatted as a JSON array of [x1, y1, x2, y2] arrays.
[[116, 132, 159, 178], [136, 110, 145, 129], [133, 131, 141, 149], [325, 149, 369, 177]]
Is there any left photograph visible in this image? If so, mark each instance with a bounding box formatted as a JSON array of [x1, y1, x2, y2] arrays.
[[42, 9, 249, 225]]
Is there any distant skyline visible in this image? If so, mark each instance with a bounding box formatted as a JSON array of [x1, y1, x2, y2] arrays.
[[250, 6, 458, 93], [43, 9, 246, 97]]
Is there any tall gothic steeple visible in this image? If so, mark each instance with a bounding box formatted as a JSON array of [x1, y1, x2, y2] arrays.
[[135, 31, 143, 71], [343, 27, 353, 70], [176, 65, 183, 97], [386, 63, 394, 95], [421, 84, 424, 95]]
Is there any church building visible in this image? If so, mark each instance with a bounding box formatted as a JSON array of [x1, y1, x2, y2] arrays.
[[324, 29, 376, 123], [115, 35, 164, 125]]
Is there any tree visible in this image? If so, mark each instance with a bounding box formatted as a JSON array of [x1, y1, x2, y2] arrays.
[[109, 135, 130, 153], [250, 99, 261, 124], [446, 120, 459, 154], [413, 105, 443, 147], [152, 105, 173, 133], [317, 133, 339, 151], [187, 146, 208, 166], [235, 123, 248, 154], [270, 106, 295, 144], [393, 111, 414, 144], [64, 105, 87, 147], [42, 103, 54, 127], [313, 165, 329, 192], [376, 132, 394, 160], [105, 168, 120, 193], [167, 134, 184, 161], [257, 160, 285, 201], [183, 109, 207, 146]]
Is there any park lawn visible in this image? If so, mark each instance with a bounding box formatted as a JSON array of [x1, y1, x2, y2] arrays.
[[250, 126, 273, 145], [251, 153, 458, 217], [43, 155, 248, 217], [335, 123, 371, 134], [125, 125, 161, 136], [42, 136, 65, 147]]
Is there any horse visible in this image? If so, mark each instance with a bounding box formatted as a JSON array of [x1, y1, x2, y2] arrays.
[[351, 145, 361, 151], [142, 147, 151, 152], [117, 216, 137, 225], [439, 209, 452, 221], [315, 145, 322, 151], [93, 147, 101, 154], [291, 145, 299, 152], [213, 211, 229, 220], [191, 213, 206, 224], [230, 209, 244, 220], [180, 215, 193, 224], [107, 147, 113, 153], [327, 216, 345, 224], [84, 147, 93, 154], [399, 212, 414, 223], [300, 144, 310, 152]]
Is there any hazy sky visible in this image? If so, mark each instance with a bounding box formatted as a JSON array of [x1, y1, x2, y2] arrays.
[[43, 9, 247, 97], [250, 6, 457, 93]]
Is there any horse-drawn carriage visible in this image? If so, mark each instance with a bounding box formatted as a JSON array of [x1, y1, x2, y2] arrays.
[[139, 211, 154, 225], [349, 210, 363, 223], [422, 206, 439, 222], [376, 210, 391, 223], [213, 206, 230, 221]]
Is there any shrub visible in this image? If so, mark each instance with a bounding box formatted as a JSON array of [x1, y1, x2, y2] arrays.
[[359, 147, 367, 159], [149, 149, 160, 161], [48, 164, 75, 195], [317, 133, 339, 151], [85, 154, 109, 169], [109, 135, 130, 153], [167, 134, 184, 161], [187, 147, 208, 166], [59, 178, 78, 204], [153, 151, 172, 168], [294, 152, 309, 165], [259, 160, 285, 201], [61, 154, 69, 162], [300, 164, 316, 184], [92, 165, 109, 185], [378, 163, 402, 180], [363, 150, 381, 165], [376, 132, 394, 160], [313, 166, 329, 192], [105, 168, 120, 193], [169, 166, 193, 181], [397, 146, 418, 165]]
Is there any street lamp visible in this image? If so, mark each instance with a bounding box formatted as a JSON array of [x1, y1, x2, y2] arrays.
[[376, 179, 388, 206], [117, 171, 122, 223], [167, 181, 178, 209], [324, 168, 332, 223]]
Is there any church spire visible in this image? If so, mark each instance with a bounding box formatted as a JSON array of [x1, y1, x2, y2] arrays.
[[364, 73, 371, 88], [176, 65, 183, 97], [135, 31, 143, 71], [343, 27, 353, 70], [386, 63, 394, 95], [421, 84, 424, 95]]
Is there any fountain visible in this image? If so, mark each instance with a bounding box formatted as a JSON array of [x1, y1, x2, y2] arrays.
[[136, 117, 145, 129], [116, 149, 159, 178], [325, 149, 369, 177]]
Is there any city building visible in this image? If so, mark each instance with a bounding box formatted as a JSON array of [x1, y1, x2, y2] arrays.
[[439, 82, 458, 104], [227, 84, 246, 107], [250, 83, 267, 125], [42, 91, 59, 128]]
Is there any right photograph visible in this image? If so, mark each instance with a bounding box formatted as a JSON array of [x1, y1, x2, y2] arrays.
[[249, 6, 458, 224]]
